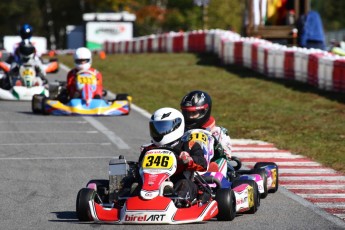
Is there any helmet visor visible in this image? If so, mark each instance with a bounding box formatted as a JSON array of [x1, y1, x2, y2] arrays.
[[181, 104, 209, 120], [75, 59, 90, 64], [149, 118, 182, 142]]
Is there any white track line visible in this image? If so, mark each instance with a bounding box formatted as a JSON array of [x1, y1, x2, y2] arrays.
[[0, 120, 88, 124], [316, 203, 345, 208], [83, 116, 129, 149], [0, 156, 116, 160], [0, 131, 98, 134], [232, 152, 305, 158], [284, 185, 345, 189], [279, 168, 337, 174], [298, 194, 345, 198], [0, 142, 111, 146], [280, 176, 345, 181]]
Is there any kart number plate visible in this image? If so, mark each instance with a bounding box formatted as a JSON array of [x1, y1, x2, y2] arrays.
[[188, 132, 208, 145], [142, 154, 173, 169], [77, 74, 96, 85]]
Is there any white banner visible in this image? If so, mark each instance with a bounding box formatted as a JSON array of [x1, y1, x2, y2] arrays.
[[86, 22, 133, 50]]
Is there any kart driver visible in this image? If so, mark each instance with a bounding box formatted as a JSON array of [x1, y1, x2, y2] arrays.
[[3, 39, 47, 89], [180, 90, 235, 173], [66, 47, 103, 100], [139, 107, 207, 207]]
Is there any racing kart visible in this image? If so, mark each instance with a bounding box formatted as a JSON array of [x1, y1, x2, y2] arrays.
[[31, 69, 131, 116], [76, 149, 227, 224], [0, 63, 48, 100], [182, 129, 260, 214], [187, 128, 278, 200]]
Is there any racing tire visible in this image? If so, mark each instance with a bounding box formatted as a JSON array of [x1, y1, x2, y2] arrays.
[[216, 188, 236, 221], [32, 94, 44, 114], [86, 179, 109, 202], [251, 168, 268, 199], [254, 162, 279, 193], [115, 93, 129, 100], [230, 156, 242, 171], [76, 188, 96, 221], [232, 179, 260, 214]]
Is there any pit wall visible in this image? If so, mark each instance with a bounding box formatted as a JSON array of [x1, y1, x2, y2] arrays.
[[103, 29, 345, 93]]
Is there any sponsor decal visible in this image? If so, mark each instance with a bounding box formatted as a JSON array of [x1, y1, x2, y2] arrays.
[[125, 214, 166, 222]]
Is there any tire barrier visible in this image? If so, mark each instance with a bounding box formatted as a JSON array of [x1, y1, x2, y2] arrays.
[[103, 29, 345, 93]]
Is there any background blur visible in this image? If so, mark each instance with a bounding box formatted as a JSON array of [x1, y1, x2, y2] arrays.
[[0, 0, 344, 50]]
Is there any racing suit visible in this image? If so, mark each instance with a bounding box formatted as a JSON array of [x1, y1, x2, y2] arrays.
[[200, 116, 233, 160], [139, 139, 207, 205], [4, 56, 47, 89], [66, 67, 103, 100]]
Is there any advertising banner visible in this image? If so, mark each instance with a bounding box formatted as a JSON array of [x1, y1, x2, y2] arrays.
[[86, 22, 133, 50]]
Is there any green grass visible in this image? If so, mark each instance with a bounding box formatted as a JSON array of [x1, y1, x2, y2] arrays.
[[58, 53, 345, 173]]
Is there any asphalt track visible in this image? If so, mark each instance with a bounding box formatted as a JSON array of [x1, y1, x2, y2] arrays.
[[0, 65, 344, 229]]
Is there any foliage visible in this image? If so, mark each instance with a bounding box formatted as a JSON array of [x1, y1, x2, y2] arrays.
[[311, 0, 345, 31], [0, 0, 245, 49]]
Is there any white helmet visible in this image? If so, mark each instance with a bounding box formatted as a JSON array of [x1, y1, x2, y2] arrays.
[[149, 107, 185, 146], [74, 47, 92, 70]]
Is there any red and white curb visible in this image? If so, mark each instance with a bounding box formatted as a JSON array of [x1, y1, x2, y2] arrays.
[[231, 139, 345, 222]]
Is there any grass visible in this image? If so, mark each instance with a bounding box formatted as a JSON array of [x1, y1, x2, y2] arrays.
[[58, 52, 345, 173]]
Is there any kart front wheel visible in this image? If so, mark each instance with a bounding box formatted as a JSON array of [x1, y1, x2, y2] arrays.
[[254, 162, 279, 193], [233, 179, 260, 214], [76, 188, 96, 221], [32, 94, 44, 114], [216, 188, 236, 221]]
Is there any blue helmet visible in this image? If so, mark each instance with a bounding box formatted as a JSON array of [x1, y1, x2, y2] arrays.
[[19, 24, 33, 40]]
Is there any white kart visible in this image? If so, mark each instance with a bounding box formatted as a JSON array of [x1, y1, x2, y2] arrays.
[[0, 64, 48, 101]]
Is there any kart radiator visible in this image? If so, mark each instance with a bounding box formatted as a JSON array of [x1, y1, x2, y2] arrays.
[[108, 156, 129, 202]]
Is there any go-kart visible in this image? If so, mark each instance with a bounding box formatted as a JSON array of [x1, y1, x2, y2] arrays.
[[182, 128, 277, 200], [31, 69, 131, 116], [0, 63, 48, 100], [76, 149, 228, 224], [181, 129, 260, 214]]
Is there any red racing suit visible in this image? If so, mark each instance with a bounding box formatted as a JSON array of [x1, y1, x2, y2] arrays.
[[66, 67, 103, 99]]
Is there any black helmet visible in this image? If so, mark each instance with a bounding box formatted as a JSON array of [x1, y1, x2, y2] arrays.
[[19, 24, 33, 40], [180, 90, 212, 129], [18, 40, 35, 63]]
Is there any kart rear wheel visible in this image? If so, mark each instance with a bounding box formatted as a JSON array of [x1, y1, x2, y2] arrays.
[[216, 188, 236, 221], [254, 162, 279, 193], [232, 179, 260, 214], [76, 188, 96, 221]]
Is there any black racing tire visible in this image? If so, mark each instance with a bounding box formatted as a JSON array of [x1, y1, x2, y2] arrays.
[[86, 179, 109, 188], [254, 162, 279, 193], [41, 96, 49, 115], [251, 168, 268, 199], [115, 93, 129, 100], [32, 94, 44, 114], [232, 179, 260, 214], [230, 156, 242, 171], [76, 188, 96, 221], [86, 179, 109, 202], [216, 188, 236, 221]]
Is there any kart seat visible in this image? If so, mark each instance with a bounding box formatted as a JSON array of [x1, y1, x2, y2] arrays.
[[208, 162, 219, 172]]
